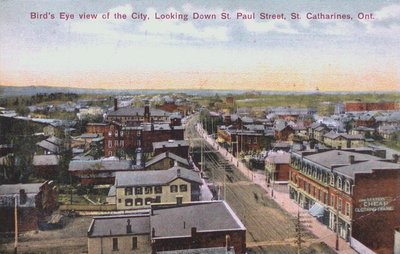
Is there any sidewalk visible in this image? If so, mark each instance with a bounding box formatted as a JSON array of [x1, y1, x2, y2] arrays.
[[196, 123, 356, 254]]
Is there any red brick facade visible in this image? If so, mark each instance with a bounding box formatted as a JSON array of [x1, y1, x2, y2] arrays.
[[151, 229, 246, 254], [345, 102, 396, 112], [352, 170, 400, 254]]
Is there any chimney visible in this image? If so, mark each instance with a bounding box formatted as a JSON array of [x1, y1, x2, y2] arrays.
[[392, 154, 399, 163], [191, 227, 197, 237], [177, 168, 181, 177], [19, 189, 27, 205], [114, 98, 118, 111], [349, 155, 355, 164], [144, 100, 150, 123], [126, 219, 132, 234], [225, 235, 231, 251], [152, 227, 155, 237], [183, 221, 186, 229]]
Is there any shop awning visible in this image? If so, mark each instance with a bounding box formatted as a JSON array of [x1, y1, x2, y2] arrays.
[[309, 202, 325, 218]]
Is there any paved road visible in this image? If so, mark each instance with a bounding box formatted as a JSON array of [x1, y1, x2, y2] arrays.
[[195, 122, 357, 254]]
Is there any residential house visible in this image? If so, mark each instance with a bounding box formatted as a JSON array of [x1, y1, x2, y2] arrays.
[[114, 167, 202, 210], [32, 154, 59, 179], [323, 131, 365, 149]]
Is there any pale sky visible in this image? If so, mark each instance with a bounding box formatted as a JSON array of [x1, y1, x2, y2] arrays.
[[0, 0, 399, 91]]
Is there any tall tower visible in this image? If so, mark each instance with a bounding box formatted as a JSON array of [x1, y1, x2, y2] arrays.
[[144, 100, 150, 123]]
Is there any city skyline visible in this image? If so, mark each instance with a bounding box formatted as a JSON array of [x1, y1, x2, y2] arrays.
[[1, 0, 399, 91]]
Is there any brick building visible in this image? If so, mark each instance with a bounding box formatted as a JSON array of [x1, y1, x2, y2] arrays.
[[265, 151, 291, 183], [87, 214, 151, 254], [152, 140, 189, 158], [289, 149, 400, 254], [150, 201, 246, 254], [87, 201, 245, 254], [345, 102, 396, 112], [0, 181, 57, 233], [104, 122, 184, 157], [106, 100, 171, 125]]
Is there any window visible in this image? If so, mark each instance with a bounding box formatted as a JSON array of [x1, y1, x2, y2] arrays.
[[145, 186, 152, 194], [118, 199, 121, 203], [125, 199, 133, 206], [135, 198, 143, 206], [108, 131, 112, 137], [153, 196, 161, 203], [135, 187, 143, 195], [125, 187, 132, 196], [180, 185, 187, 192], [337, 178, 342, 190], [108, 140, 112, 148], [112, 238, 118, 251], [120, 131, 124, 137], [132, 237, 137, 250], [155, 186, 162, 194], [329, 174, 335, 186], [338, 198, 342, 211], [176, 196, 183, 205], [345, 181, 351, 193], [145, 197, 153, 205], [170, 185, 178, 193], [346, 203, 351, 216], [108, 151, 112, 156], [331, 194, 335, 207], [115, 130, 118, 137], [319, 190, 323, 201], [120, 140, 124, 147]]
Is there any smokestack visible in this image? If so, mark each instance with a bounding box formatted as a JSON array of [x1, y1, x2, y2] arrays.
[[114, 98, 118, 111], [19, 189, 27, 205], [126, 219, 132, 234], [144, 100, 150, 123], [191, 227, 197, 237], [349, 155, 355, 164]]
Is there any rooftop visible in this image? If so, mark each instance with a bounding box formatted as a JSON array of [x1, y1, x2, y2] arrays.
[[150, 201, 245, 239], [116, 167, 202, 187], [153, 140, 189, 150], [334, 160, 400, 179], [33, 155, 59, 166], [304, 150, 384, 169], [107, 106, 171, 117], [145, 152, 189, 168], [88, 214, 150, 237]]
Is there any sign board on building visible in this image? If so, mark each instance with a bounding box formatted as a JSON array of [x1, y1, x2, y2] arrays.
[[355, 197, 394, 213]]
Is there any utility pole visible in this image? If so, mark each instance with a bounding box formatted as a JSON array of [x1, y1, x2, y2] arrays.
[[14, 195, 18, 254], [223, 166, 226, 201], [336, 203, 340, 251]]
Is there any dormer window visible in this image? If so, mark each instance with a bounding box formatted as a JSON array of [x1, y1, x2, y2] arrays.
[[329, 173, 335, 186], [337, 177, 342, 190], [345, 180, 351, 193]]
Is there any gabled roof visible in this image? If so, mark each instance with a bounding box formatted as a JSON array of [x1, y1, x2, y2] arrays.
[[145, 152, 189, 168], [36, 140, 60, 153], [115, 167, 202, 187], [69, 159, 140, 172], [152, 140, 189, 150], [33, 155, 59, 166]]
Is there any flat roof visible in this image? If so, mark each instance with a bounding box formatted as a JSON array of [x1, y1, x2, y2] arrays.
[[150, 201, 245, 239], [88, 214, 150, 237]]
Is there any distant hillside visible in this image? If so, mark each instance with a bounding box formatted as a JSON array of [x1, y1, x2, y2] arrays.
[[0, 85, 397, 98]]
